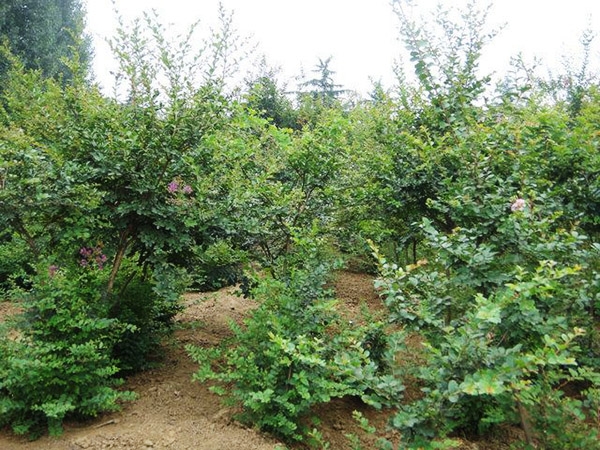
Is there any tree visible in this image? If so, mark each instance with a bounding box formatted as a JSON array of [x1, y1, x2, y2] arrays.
[[293, 57, 346, 128], [244, 62, 298, 129], [0, 0, 91, 82], [299, 56, 345, 106]]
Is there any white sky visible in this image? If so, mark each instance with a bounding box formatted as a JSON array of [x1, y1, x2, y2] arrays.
[[84, 0, 600, 95]]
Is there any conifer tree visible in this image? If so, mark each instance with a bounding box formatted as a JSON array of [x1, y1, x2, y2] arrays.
[[300, 56, 345, 106]]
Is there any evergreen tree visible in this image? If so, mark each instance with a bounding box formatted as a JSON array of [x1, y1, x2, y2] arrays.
[[0, 0, 91, 82], [299, 56, 345, 106]]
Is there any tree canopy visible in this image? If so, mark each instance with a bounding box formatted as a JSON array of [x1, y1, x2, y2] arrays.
[[0, 0, 91, 82]]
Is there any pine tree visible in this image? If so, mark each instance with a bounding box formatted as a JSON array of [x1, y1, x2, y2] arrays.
[[300, 56, 345, 106]]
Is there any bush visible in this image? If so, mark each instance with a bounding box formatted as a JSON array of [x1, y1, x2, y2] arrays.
[[108, 261, 187, 373], [372, 186, 600, 448], [188, 234, 401, 442], [0, 233, 33, 293], [0, 263, 134, 437], [185, 240, 248, 292]]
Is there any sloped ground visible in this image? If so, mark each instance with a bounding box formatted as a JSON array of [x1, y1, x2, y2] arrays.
[[0, 272, 514, 450]]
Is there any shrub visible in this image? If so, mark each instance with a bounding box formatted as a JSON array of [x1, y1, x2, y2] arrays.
[[184, 240, 248, 292], [0, 263, 134, 437], [106, 260, 187, 373], [0, 233, 32, 293], [188, 234, 401, 442], [372, 187, 600, 448]]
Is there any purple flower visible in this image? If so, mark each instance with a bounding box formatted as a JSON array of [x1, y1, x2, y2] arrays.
[[511, 198, 526, 212], [182, 185, 193, 194], [167, 180, 179, 193], [95, 254, 107, 269], [48, 265, 59, 277], [78, 244, 107, 270]]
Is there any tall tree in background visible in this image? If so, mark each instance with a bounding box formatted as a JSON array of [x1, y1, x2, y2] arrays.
[[299, 56, 345, 107], [0, 0, 91, 82], [294, 56, 346, 128]]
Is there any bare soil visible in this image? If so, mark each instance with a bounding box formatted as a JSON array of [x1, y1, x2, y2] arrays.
[[0, 272, 514, 450]]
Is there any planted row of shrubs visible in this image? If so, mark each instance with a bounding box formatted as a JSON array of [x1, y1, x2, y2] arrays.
[[0, 2, 599, 448]]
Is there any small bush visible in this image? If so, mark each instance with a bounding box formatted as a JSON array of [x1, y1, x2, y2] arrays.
[[0, 263, 134, 437], [0, 234, 33, 293], [185, 240, 247, 291], [188, 234, 401, 442], [110, 262, 186, 373]]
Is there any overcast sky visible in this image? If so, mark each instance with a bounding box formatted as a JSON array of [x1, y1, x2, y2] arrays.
[[84, 0, 600, 95]]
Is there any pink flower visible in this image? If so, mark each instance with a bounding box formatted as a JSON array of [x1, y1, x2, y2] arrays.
[[511, 198, 526, 212], [182, 185, 192, 194], [48, 265, 59, 277], [167, 180, 179, 193], [78, 245, 107, 270]]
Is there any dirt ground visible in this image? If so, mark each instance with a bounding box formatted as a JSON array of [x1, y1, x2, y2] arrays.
[[0, 272, 514, 450]]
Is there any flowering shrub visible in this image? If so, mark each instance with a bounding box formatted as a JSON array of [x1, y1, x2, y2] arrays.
[[167, 179, 193, 195], [167, 180, 179, 193], [79, 245, 107, 270], [371, 180, 600, 447], [510, 197, 526, 212]]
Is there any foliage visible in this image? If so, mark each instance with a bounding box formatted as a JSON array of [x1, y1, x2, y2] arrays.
[[0, 8, 241, 290], [354, 3, 600, 448], [326, 95, 397, 270], [392, 0, 494, 134], [0, 0, 91, 83], [0, 232, 32, 293], [0, 9, 244, 437], [372, 167, 600, 447], [0, 43, 102, 264], [188, 234, 400, 442], [109, 261, 186, 373], [203, 2, 255, 90], [359, 0, 499, 264], [184, 240, 248, 291], [244, 65, 298, 129], [0, 263, 134, 437], [0, 0, 599, 446], [199, 107, 348, 270]]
